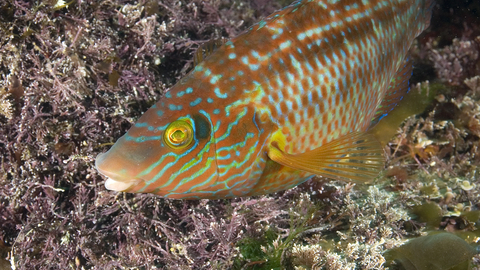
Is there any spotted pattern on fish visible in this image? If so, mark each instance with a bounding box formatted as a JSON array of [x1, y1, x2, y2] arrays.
[[95, 0, 434, 199]]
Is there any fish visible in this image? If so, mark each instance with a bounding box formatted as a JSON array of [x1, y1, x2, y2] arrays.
[[95, 0, 435, 199]]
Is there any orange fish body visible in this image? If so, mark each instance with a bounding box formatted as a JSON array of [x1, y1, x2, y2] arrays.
[[96, 0, 434, 199]]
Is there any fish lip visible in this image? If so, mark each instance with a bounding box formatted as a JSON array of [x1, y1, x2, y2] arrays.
[[99, 170, 145, 192], [104, 177, 136, 191]]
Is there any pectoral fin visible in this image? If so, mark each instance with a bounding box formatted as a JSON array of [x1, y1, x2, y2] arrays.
[[268, 132, 384, 183]]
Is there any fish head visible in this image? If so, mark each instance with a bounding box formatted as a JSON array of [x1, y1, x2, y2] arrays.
[[95, 89, 220, 199]]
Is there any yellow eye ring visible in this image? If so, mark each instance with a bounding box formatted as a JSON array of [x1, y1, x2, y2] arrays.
[[163, 120, 194, 149]]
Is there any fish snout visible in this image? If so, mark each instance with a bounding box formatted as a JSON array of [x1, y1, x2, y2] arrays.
[[95, 151, 142, 192]]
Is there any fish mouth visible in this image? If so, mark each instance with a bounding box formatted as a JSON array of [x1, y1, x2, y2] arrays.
[[95, 152, 141, 192]]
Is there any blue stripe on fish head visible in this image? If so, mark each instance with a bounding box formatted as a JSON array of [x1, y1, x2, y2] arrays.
[[95, 85, 222, 199]]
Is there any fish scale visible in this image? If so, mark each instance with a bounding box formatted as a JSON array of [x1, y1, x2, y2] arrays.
[[95, 0, 434, 199]]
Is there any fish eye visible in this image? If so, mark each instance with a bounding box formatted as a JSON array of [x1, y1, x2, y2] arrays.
[[163, 120, 194, 149]]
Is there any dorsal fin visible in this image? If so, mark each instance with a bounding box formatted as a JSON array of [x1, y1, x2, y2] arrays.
[[421, 0, 435, 30], [370, 56, 413, 126], [193, 38, 225, 66]]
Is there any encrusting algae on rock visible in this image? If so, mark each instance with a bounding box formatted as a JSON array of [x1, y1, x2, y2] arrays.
[[95, 0, 435, 199]]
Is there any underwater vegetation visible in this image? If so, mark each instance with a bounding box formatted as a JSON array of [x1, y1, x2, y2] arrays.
[[386, 232, 477, 270], [0, 0, 480, 269]]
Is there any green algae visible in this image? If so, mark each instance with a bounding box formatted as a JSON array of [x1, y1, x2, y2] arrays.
[[233, 228, 281, 270], [232, 194, 320, 269], [386, 232, 477, 270], [411, 202, 443, 229]]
